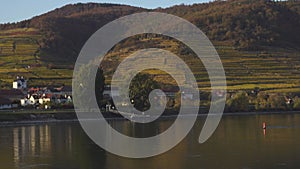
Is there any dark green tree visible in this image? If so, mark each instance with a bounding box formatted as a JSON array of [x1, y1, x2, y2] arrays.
[[12, 41, 16, 53], [129, 73, 159, 111]]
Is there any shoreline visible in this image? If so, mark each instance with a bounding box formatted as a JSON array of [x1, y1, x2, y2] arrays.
[[0, 109, 299, 126]]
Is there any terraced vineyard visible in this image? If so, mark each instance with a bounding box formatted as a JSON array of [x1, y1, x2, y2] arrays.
[[1, 28, 300, 94], [220, 46, 300, 93], [0, 28, 73, 88], [0, 1, 300, 95], [101, 37, 300, 94]]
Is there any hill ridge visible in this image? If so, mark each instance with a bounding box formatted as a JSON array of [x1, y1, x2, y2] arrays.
[[1, 0, 300, 93]]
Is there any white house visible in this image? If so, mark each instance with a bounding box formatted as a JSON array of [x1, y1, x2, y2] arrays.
[[20, 94, 39, 106], [13, 76, 27, 89], [182, 92, 194, 100], [38, 93, 52, 105], [39, 97, 51, 105], [66, 95, 72, 103]]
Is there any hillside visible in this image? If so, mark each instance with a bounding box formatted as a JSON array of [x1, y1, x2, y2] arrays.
[[0, 3, 145, 88], [1, 0, 300, 93], [1, 3, 146, 64], [161, 0, 300, 50], [0, 28, 73, 87]]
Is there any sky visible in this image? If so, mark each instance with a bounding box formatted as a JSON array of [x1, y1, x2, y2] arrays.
[[0, 0, 210, 24]]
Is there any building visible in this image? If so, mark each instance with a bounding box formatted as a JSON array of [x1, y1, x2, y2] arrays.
[[20, 94, 39, 107], [60, 86, 72, 95], [54, 94, 72, 104], [0, 89, 24, 101], [156, 86, 180, 98], [181, 87, 198, 100], [0, 97, 12, 109], [12, 76, 27, 90], [103, 85, 120, 99], [49, 86, 72, 95], [38, 94, 52, 105]]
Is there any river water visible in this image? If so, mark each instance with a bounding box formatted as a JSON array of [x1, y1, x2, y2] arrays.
[[0, 113, 300, 169]]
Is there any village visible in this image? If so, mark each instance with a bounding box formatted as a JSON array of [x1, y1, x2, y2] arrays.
[[0, 76, 73, 110], [1, 76, 298, 112], [0, 75, 199, 111]]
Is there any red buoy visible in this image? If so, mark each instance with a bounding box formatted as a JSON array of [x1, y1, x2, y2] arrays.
[[262, 122, 267, 129]]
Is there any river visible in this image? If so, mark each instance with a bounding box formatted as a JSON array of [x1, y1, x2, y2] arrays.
[[0, 113, 300, 169]]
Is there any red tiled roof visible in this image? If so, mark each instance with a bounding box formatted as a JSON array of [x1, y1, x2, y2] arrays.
[[28, 87, 40, 92], [45, 94, 53, 98]]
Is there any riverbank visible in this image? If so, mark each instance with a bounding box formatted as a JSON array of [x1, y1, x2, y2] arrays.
[[0, 109, 76, 125], [0, 108, 138, 125], [0, 109, 299, 125]]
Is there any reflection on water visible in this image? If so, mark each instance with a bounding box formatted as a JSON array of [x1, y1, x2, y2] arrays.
[[1, 122, 107, 169], [11, 124, 66, 168], [0, 114, 300, 169]]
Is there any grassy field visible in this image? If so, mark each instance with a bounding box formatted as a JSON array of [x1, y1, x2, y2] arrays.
[[1, 28, 300, 94], [0, 28, 73, 88]]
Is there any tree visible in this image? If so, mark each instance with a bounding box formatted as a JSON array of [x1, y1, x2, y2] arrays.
[[73, 62, 105, 109], [255, 92, 287, 111], [267, 93, 287, 110], [12, 41, 16, 53], [293, 96, 300, 110], [95, 67, 105, 107], [129, 73, 160, 111], [226, 91, 249, 112], [174, 92, 181, 110], [255, 92, 269, 110]]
